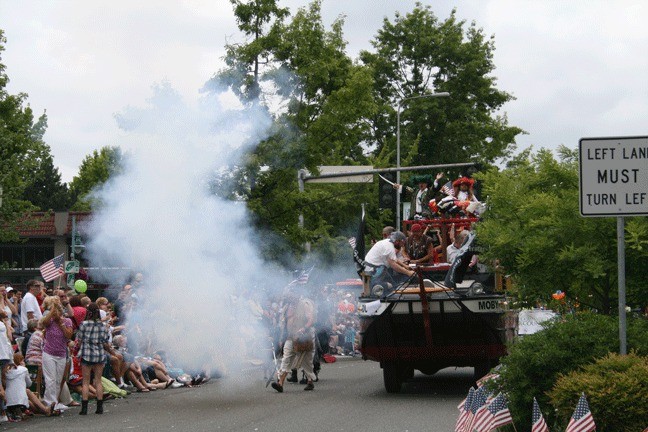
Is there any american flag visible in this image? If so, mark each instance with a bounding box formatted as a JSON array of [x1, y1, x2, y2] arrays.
[[39, 254, 64, 282], [471, 388, 495, 432], [441, 180, 454, 196], [289, 266, 314, 286], [476, 372, 500, 388], [465, 386, 489, 432], [566, 393, 596, 432], [471, 392, 513, 432], [348, 237, 356, 249], [532, 397, 550, 432], [488, 393, 514, 430], [455, 387, 475, 432]]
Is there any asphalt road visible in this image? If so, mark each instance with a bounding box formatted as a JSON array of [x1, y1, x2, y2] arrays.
[[5, 357, 475, 432]]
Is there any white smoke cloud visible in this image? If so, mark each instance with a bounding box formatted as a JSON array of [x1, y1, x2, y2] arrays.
[[84, 81, 281, 379]]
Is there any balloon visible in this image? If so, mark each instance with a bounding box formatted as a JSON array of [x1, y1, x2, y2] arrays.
[[74, 279, 87, 293]]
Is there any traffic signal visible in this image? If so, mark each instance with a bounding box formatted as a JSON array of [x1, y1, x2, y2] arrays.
[[379, 172, 397, 209]]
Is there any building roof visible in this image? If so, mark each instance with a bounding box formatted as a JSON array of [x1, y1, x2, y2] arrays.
[[11, 212, 56, 237], [8, 211, 93, 238]]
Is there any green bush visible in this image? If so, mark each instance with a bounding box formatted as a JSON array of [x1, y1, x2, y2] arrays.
[[548, 353, 648, 431], [496, 312, 648, 431]]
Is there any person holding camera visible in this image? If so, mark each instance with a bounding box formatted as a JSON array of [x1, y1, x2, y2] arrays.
[[40, 296, 74, 411]]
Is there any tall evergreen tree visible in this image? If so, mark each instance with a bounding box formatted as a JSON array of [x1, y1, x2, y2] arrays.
[[208, 0, 289, 103], [209, 1, 378, 263], [22, 151, 70, 211]]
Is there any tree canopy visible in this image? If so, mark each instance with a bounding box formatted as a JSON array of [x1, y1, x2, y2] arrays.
[[209, 1, 522, 265], [360, 3, 522, 172], [68, 146, 124, 211], [0, 30, 53, 240], [476, 146, 648, 312]]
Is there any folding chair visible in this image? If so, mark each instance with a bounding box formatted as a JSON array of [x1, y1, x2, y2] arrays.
[[26, 364, 44, 398]]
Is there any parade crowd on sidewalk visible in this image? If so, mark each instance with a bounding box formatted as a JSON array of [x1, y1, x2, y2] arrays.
[[0, 274, 362, 423]]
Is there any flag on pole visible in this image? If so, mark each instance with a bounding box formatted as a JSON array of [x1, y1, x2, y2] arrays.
[[487, 393, 514, 431], [348, 207, 366, 276], [532, 397, 550, 432], [289, 265, 314, 286], [471, 388, 495, 432], [471, 392, 513, 432], [39, 254, 65, 282], [565, 393, 596, 432], [440, 180, 454, 196], [476, 372, 500, 388], [465, 386, 488, 432], [455, 387, 475, 432]]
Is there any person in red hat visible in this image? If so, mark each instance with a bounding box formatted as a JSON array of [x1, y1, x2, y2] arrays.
[[452, 177, 478, 202]]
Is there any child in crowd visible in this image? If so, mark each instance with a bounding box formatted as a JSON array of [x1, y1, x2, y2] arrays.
[[3, 353, 59, 421]]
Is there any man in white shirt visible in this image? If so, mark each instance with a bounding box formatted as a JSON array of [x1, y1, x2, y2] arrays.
[[20, 280, 44, 334], [446, 230, 478, 269], [364, 232, 415, 295], [446, 230, 467, 264]]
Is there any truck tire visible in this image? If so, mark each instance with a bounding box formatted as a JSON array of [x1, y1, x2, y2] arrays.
[[383, 362, 402, 393], [403, 367, 414, 380]]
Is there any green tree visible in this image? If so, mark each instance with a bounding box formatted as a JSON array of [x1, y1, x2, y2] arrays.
[[476, 146, 648, 313], [209, 0, 289, 103], [0, 29, 50, 240], [212, 1, 378, 263], [211, 2, 524, 267], [22, 150, 70, 211], [68, 146, 124, 210], [360, 3, 522, 174], [624, 216, 648, 310]]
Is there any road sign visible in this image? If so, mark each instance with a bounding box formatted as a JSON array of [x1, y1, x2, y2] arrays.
[[67, 273, 75, 289], [65, 260, 80, 274], [579, 136, 648, 217]]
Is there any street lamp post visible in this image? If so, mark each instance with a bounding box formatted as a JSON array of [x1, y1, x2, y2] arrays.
[[70, 215, 85, 261], [396, 92, 450, 230]]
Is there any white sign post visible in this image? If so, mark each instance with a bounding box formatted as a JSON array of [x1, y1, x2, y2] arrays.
[[579, 136, 648, 216], [579, 135, 648, 355], [65, 260, 80, 274]]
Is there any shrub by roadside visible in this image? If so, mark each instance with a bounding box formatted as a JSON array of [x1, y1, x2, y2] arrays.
[[495, 312, 648, 431], [548, 352, 648, 431]]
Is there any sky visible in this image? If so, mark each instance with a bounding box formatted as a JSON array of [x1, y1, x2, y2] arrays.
[[2, 0, 648, 183]]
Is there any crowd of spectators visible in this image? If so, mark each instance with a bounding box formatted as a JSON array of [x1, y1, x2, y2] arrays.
[[0, 273, 364, 422], [0, 277, 202, 424]]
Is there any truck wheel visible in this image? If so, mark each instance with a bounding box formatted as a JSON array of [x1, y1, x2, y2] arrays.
[[403, 367, 414, 380], [383, 362, 402, 393]]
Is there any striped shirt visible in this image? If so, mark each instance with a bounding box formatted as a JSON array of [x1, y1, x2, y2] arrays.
[[77, 320, 109, 363]]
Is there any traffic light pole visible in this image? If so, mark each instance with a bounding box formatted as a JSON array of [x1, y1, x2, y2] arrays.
[[298, 163, 475, 183]]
